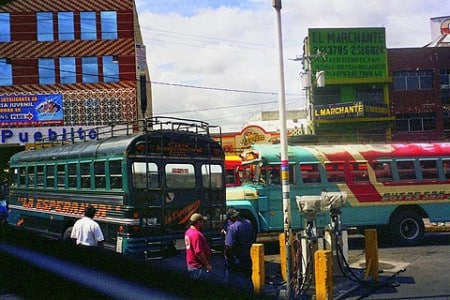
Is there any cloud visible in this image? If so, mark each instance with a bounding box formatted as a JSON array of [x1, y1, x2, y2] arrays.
[[137, 0, 449, 130]]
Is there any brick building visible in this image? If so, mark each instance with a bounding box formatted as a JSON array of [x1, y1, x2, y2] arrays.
[[0, 0, 151, 130]]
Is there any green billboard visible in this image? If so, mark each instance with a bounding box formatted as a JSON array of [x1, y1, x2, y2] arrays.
[[308, 28, 388, 81]]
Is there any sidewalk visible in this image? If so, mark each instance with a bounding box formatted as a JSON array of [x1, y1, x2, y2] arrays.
[[262, 223, 450, 299]]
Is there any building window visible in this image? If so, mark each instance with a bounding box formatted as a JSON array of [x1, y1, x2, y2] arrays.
[[103, 56, 119, 82], [393, 70, 433, 91], [313, 87, 341, 105], [80, 11, 97, 40], [58, 12, 74, 41], [37, 12, 54, 41], [82, 56, 98, 83], [394, 113, 436, 132], [441, 69, 450, 88], [0, 13, 11, 42], [59, 57, 76, 84], [0, 59, 12, 86], [441, 69, 450, 105], [356, 85, 384, 104], [101, 11, 118, 40], [38, 58, 55, 85]]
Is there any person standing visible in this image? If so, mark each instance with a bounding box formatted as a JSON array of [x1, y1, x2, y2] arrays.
[[224, 208, 256, 291], [184, 213, 212, 280], [0, 179, 9, 225], [70, 205, 104, 247], [0, 199, 7, 225]]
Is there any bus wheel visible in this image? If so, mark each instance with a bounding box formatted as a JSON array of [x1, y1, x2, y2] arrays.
[[62, 227, 74, 243], [389, 210, 424, 246]]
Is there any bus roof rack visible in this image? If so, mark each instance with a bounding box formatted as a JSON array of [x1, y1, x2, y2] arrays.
[[31, 116, 222, 149]]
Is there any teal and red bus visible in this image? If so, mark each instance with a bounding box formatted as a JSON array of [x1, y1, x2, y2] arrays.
[[226, 143, 450, 245], [7, 117, 226, 257]]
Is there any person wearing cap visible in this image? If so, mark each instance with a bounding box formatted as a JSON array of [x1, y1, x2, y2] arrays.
[[70, 205, 104, 247], [184, 212, 212, 280], [224, 208, 256, 291]]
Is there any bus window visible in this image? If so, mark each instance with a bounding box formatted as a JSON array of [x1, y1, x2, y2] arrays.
[[267, 166, 281, 185], [133, 162, 159, 189], [36, 165, 44, 188], [443, 159, 450, 179], [202, 164, 223, 189], [419, 160, 439, 180], [300, 163, 321, 183], [57, 164, 66, 188], [109, 161, 123, 189], [18, 167, 26, 186], [46, 165, 55, 188], [80, 162, 91, 189], [370, 161, 393, 182], [94, 162, 106, 189], [325, 162, 345, 183], [28, 166, 35, 187], [397, 160, 416, 180], [68, 163, 77, 188], [166, 164, 195, 189], [349, 162, 369, 182]]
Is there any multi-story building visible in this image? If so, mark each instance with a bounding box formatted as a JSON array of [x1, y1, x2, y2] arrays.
[[388, 16, 450, 141], [0, 0, 151, 135], [302, 27, 393, 143], [0, 0, 151, 181], [301, 17, 450, 143]]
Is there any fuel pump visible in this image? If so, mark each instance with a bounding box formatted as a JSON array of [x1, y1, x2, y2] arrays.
[[295, 192, 347, 290]]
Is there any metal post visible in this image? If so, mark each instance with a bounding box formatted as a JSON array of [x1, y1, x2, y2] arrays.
[[272, 0, 293, 298]]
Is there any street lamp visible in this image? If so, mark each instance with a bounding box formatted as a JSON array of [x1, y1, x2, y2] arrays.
[[272, 1, 293, 298]]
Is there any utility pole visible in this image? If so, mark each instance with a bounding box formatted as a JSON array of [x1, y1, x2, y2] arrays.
[[272, 1, 293, 298]]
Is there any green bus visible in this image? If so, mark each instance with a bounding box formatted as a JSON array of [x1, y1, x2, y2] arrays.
[[7, 117, 226, 258]]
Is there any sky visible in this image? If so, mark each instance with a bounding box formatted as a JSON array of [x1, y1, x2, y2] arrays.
[[135, 0, 449, 131]]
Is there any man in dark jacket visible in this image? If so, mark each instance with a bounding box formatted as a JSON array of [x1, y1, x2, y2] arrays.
[[224, 208, 256, 292]]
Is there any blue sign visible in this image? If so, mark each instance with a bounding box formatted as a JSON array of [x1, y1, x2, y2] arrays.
[[0, 93, 64, 126]]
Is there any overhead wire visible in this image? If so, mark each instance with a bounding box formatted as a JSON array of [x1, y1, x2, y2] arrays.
[[0, 13, 305, 122]]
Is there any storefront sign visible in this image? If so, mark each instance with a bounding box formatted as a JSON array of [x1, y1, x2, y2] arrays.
[[1, 126, 101, 145], [314, 102, 389, 120]]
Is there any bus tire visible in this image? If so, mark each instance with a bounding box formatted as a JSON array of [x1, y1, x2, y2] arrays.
[[389, 210, 424, 246], [63, 227, 74, 243]]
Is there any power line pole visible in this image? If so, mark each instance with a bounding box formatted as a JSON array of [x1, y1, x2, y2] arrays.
[[272, 1, 293, 298]]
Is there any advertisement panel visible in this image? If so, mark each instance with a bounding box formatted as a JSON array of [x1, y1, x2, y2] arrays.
[[0, 93, 64, 127], [308, 28, 387, 80]]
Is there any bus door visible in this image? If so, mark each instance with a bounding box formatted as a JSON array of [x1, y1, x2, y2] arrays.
[[200, 163, 225, 229], [162, 162, 199, 233], [132, 161, 164, 232]]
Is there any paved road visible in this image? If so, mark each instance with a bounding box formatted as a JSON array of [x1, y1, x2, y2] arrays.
[[149, 229, 450, 299], [339, 230, 450, 300], [1, 227, 448, 299]]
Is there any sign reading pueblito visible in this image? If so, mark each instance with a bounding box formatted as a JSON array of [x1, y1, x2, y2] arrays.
[[308, 28, 388, 80]]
